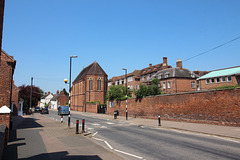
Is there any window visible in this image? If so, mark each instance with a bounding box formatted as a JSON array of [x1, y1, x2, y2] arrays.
[[97, 78, 101, 90], [136, 85, 139, 90], [191, 72, 195, 78], [128, 76, 133, 82], [165, 72, 169, 78], [109, 101, 114, 108], [142, 75, 145, 81], [115, 80, 118, 85], [221, 77, 226, 82], [158, 74, 162, 79], [130, 85, 133, 89], [216, 77, 220, 83], [89, 78, 93, 90], [163, 82, 166, 89], [108, 82, 112, 86], [167, 81, 171, 88], [147, 74, 150, 80], [211, 78, 215, 83], [152, 72, 155, 78], [191, 81, 195, 88], [227, 76, 232, 82], [206, 79, 209, 84]]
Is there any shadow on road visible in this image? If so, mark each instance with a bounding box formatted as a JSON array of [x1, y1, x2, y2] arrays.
[[19, 151, 102, 160]]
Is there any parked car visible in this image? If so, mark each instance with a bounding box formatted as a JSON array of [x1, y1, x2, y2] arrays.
[[34, 106, 41, 113], [41, 107, 49, 114], [58, 106, 70, 115]]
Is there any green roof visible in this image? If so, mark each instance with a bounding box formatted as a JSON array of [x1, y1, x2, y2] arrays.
[[197, 66, 240, 80]]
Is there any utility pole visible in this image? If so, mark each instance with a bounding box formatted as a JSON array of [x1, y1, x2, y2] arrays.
[[30, 77, 33, 111]]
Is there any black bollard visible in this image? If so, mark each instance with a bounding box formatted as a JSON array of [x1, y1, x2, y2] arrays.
[[82, 119, 85, 133], [158, 115, 161, 126], [76, 120, 79, 134], [68, 114, 70, 128]]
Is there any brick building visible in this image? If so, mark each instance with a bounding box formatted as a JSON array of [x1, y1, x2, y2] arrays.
[[71, 61, 108, 112], [152, 59, 199, 94], [0, 0, 4, 53], [197, 66, 240, 90], [108, 57, 172, 92], [11, 82, 19, 116], [0, 50, 16, 109], [50, 90, 69, 109]]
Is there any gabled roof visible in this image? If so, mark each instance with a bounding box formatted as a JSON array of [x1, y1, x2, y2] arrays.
[[153, 67, 198, 80], [73, 61, 107, 83], [197, 66, 240, 80], [50, 94, 60, 101]]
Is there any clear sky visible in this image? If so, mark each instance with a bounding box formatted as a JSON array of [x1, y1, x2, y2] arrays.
[[2, 0, 240, 93]]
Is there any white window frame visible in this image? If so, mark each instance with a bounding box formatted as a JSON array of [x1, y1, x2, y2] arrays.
[[211, 78, 215, 83], [128, 76, 133, 82], [206, 79, 209, 84], [163, 82, 166, 89], [191, 81, 195, 88], [221, 77, 226, 82], [167, 81, 171, 88], [227, 76, 232, 82]]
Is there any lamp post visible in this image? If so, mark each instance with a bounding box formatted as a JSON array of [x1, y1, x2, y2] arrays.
[[122, 68, 127, 120], [64, 55, 77, 128]]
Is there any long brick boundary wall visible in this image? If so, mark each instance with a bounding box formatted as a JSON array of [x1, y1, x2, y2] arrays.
[[106, 88, 240, 126]]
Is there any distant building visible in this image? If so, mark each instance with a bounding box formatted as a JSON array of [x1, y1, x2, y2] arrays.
[[197, 66, 240, 90], [108, 57, 172, 93], [152, 59, 199, 94], [50, 90, 69, 109], [71, 61, 108, 112], [40, 92, 53, 108]]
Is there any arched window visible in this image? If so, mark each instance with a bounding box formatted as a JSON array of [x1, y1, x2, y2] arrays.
[[89, 78, 93, 90], [97, 78, 101, 91]]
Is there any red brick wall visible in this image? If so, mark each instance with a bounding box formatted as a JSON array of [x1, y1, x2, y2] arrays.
[[0, 51, 14, 108], [11, 83, 19, 116], [86, 103, 98, 113], [107, 88, 240, 126], [58, 91, 68, 106]]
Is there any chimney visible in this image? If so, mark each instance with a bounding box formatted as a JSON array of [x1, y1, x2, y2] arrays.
[[48, 92, 50, 95], [163, 57, 167, 66], [149, 63, 152, 67], [45, 92, 47, 95], [56, 90, 59, 94], [176, 59, 183, 69]]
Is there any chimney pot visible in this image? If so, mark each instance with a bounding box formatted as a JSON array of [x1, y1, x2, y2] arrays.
[[56, 90, 59, 94], [149, 63, 152, 67], [176, 59, 183, 69], [163, 57, 167, 65]]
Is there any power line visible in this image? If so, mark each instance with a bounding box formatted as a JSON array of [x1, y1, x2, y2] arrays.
[[172, 36, 240, 66]]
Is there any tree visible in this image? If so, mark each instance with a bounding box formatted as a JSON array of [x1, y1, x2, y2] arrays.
[[135, 78, 162, 98], [19, 85, 43, 111], [107, 85, 132, 101], [62, 88, 69, 96]]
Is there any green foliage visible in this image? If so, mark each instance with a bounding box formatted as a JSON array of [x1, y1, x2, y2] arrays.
[[87, 101, 100, 104], [107, 85, 132, 101], [135, 78, 162, 98], [44, 102, 49, 108], [215, 84, 240, 90], [62, 88, 69, 96]]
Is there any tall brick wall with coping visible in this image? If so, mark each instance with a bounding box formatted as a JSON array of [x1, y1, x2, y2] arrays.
[[86, 103, 98, 113], [0, 113, 10, 141], [107, 88, 240, 126]]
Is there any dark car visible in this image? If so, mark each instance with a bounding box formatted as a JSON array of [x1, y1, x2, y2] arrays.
[[58, 106, 70, 115], [41, 107, 49, 114], [34, 106, 41, 113]]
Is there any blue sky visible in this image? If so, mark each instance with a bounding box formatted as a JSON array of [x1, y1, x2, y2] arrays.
[[2, 0, 240, 93]]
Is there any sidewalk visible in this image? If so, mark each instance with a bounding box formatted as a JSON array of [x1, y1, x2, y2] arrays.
[[3, 113, 123, 160], [71, 111, 240, 141]]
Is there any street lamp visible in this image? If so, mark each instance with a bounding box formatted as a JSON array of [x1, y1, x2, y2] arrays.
[[122, 68, 128, 120], [64, 55, 78, 128]]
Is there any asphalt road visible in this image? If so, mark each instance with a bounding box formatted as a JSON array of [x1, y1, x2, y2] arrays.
[[46, 110, 240, 160]]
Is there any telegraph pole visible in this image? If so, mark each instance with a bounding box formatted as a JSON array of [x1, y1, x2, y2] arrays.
[[30, 77, 33, 111]]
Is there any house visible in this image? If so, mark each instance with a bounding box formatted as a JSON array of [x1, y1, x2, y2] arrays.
[[108, 57, 172, 92], [152, 59, 199, 94], [11, 82, 20, 116], [40, 92, 53, 109], [71, 61, 108, 112], [0, 50, 16, 109], [50, 90, 69, 109], [197, 66, 240, 90]]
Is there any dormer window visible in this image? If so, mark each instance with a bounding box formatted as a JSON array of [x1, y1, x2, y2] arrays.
[[164, 72, 170, 78], [191, 72, 195, 78]]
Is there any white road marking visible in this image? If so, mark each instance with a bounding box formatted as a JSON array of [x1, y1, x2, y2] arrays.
[[92, 123, 100, 126], [114, 149, 143, 159], [92, 137, 104, 141], [106, 122, 115, 125], [104, 141, 113, 150], [92, 131, 98, 137], [100, 126, 107, 128]]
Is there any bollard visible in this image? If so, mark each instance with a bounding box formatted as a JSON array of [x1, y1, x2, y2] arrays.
[[76, 120, 79, 134], [82, 119, 85, 133], [61, 115, 63, 123], [68, 114, 70, 128], [158, 115, 161, 126], [114, 111, 117, 119]]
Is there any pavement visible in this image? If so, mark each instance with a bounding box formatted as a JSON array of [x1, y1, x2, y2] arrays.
[[2, 113, 124, 160], [2, 111, 240, 160]]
